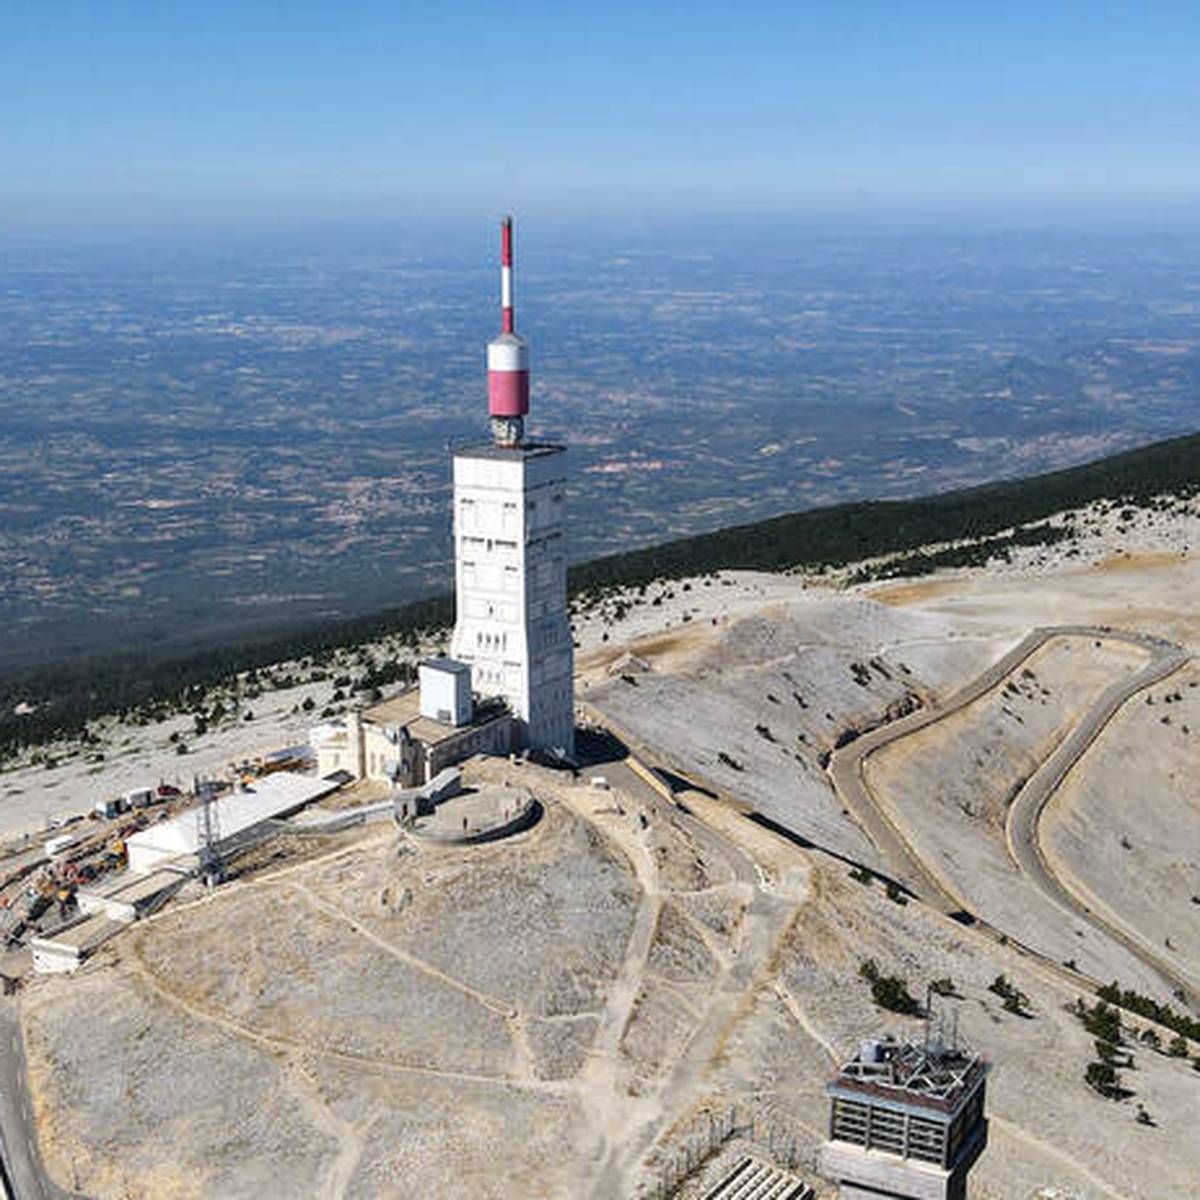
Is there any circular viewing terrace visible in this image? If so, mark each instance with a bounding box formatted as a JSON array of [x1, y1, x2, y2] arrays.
[[406, 784, 542, 846]]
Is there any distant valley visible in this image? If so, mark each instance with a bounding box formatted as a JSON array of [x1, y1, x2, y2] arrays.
[[2, 218, 1199, 670]]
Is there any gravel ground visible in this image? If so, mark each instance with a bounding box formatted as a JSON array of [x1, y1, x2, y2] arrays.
[[299, 800, 641, 1018], [645, 903, 720, 985], [526, 1014, 600, 1081], [320, 1068, 589, 1200], [23, 969, 338, 1200], [13, 498, 1200, 1199], [587, 601, 966, 864], [19, 799, 642, 1199], [768, 862, 1200, 1200]]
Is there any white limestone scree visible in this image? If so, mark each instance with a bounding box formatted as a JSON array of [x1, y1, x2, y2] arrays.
[[449, 442, 574, 753]]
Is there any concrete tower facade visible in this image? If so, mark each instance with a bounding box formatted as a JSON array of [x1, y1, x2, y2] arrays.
[[449, 218, 574, 753]]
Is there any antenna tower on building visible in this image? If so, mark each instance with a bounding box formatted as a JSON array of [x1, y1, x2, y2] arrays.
[[487, 215, 530, 447]]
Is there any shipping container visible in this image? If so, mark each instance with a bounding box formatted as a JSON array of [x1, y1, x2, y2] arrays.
[[45, 834, 81, 860]]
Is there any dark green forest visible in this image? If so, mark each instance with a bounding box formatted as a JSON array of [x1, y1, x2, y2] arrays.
[[3, 429, 1199, 758], [568, 429, 1200, 591]]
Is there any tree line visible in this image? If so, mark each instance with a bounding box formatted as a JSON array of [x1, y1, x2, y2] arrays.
[[3, 428, 1198, 759]]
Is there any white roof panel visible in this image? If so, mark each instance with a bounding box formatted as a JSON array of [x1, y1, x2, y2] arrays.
[[126, 772, 340, 860]]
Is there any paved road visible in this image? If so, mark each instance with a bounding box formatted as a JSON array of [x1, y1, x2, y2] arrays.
[[0, 1002, 78, 1200], [580, 662, 1200, 1197], [828, 623, 1197, 1009], [1004, 646, 1199, 1008]]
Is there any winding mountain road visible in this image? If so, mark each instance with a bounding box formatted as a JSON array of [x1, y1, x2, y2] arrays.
[[1003, 642, 1198, 1008], [828, 623, 1196, 1007]]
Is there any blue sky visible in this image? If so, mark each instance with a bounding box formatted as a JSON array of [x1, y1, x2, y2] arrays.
[[3, 1, 1199, 224]]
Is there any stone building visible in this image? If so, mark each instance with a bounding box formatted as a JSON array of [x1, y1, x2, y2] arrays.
[[310, 683, 513, 788]]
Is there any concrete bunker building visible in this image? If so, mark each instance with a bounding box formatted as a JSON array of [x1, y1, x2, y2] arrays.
[[820, 1032, 988, 1200]]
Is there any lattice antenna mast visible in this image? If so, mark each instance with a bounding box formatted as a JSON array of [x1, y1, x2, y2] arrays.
[[196, 785, 225, 887]]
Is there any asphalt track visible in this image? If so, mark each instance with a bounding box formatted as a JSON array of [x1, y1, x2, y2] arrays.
[[1003, 642, 1199, 1009], [0, 1003, 77, 1200], [828, 623, 1197, 1010]]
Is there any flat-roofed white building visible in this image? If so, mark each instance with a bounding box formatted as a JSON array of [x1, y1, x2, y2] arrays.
[[419, 657, 473, 726], [31, 914, 127, 975], [125, 771, 341, 874]]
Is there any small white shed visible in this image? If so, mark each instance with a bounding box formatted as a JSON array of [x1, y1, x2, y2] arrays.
[[419, 658, 473, 727]]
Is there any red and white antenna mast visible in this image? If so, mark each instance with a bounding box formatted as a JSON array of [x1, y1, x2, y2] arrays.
[[501, 215, 515, 333], [487, 215, 530, 446]]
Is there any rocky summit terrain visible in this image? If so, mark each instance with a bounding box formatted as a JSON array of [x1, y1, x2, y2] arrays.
[[9, 490, 1200, 1199]]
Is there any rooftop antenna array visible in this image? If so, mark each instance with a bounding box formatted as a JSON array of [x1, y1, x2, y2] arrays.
[[923, 984, 962, 1057]]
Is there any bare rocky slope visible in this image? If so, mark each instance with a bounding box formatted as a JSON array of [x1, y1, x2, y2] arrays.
[[11, 492, 1200, 1199]]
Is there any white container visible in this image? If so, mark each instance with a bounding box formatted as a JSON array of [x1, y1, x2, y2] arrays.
[[46, 833, 81, 860]]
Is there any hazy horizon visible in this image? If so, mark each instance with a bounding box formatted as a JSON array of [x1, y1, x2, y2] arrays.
[[3, 213, 1199, 670], [4, 1, 1200, 668]]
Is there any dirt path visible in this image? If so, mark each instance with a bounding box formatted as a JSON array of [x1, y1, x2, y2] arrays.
[[125, 939, 569, 1095], [565, 754, 812, 1199], [771, 980, 839, 1066], [583, 675, 1199, 1198], [286, 880, 517, 1017], [285, 1054, 369, 1200], [601, 886, 800, 1188]]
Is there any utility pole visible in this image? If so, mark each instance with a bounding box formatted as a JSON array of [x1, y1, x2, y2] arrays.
[[196, 785, 225, 887]]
